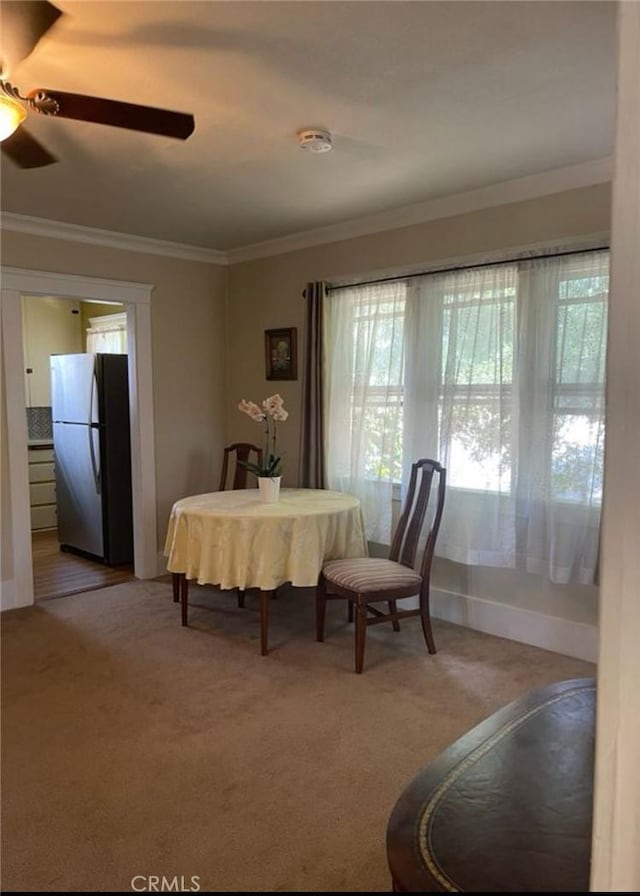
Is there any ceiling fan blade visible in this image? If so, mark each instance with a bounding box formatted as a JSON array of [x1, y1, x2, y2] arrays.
[[1, 1, 62, 71], [31, 90, 195, 140], [1, 125, 58, 168]]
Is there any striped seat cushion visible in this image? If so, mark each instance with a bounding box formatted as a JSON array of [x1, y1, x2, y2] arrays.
[[322, 557, 421, 593]]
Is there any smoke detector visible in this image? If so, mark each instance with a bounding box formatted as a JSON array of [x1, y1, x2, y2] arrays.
[[297, 128, 333, 153]]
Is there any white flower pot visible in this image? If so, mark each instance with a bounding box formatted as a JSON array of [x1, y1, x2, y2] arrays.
[[258, 476, 281, 502]]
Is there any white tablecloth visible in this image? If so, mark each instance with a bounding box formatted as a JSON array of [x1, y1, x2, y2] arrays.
[[164, 488, 368, 591]]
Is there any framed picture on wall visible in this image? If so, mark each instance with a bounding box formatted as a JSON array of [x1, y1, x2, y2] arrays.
[[265, 327, 297, 380]]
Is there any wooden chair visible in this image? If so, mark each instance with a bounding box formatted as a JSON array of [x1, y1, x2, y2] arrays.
[[172, 442, 263, 608], [316, 458, 446, 673], [220, 442, 263, 607], [218, 442, 263, 491]]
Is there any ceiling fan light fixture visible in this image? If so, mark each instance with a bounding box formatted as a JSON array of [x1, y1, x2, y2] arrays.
[[0, 93, 26, 141], [297, 128, 333, 153]]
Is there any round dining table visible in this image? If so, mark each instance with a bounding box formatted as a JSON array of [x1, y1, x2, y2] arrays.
[[164, 487, 368, 655]]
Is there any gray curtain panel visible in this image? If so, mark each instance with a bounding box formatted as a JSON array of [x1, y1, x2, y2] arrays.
[[299, 281, 327, 488]]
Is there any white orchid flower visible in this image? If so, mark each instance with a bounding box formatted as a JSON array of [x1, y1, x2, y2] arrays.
[[263, 394, 285, 415], [238, 399, 265, 422], [238, 395, 288, 478]]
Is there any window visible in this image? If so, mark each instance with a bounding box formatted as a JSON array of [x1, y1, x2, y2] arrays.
[[439, 267, 516, 493], [552, 266, 607, 503], [325, 249, 609, 583], [86, 312, 128, 354], [325, 281, 406, 543], [351, 288, 405, 482]]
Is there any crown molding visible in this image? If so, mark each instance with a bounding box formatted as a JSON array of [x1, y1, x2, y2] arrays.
[[226, 157, 613, 263], [2, 157, 613, 266], [0, 212, 228, 265]]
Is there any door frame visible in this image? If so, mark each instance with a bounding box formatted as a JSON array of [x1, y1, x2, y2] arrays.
[[1, 266, 157, 610]]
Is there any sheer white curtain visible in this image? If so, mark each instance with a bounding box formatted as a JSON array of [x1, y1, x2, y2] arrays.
[[515, 252, 607, 582], [325, 281, 406, 543], [86, 312, 128, 353], [403, 251, 608, 583], [325, 249, 608, 585], [404, 263, 518, 568]]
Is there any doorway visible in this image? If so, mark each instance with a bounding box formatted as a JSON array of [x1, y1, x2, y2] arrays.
[[32, 530, 134, 600], [22, 295, 136, 601], [1, 266, 158, 611]]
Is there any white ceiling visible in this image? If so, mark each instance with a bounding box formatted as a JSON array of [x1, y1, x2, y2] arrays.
[[0, 1, 616, 252]]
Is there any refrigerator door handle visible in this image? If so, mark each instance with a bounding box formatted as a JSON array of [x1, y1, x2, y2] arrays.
[[90, 369, 102, 495], [90, 360, 99, 425], [89, 424, 102, 495]]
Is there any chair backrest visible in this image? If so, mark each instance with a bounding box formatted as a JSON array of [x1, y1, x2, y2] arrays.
[[389, 458, 446, 578], [219, 442, 264, 491]]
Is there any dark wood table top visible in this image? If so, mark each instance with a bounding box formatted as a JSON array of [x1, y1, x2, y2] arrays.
[[386, 677, 595, 892]]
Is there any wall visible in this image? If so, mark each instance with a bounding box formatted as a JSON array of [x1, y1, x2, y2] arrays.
[[227, 182, 611, 651], [591, 5, 640, 887], [1, 232, 228, 560], [22, 296, 83, 408], [1, 341, 13, 588], [20, 297, 125, 412]]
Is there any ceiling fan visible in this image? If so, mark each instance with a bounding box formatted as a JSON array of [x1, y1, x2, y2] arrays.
[[0, 0, 195, 168]]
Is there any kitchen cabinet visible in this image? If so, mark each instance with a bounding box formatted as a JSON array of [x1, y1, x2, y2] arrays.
[[28, 445, 57, 531]]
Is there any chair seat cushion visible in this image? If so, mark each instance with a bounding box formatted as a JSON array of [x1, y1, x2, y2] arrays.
[[322, 557, 422, 593]]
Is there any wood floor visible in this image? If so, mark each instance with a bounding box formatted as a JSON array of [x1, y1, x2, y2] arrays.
[[32, 529, 135, 601]]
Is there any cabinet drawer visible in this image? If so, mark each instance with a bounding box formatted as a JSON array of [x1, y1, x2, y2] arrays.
[[28, 448, 54, 463], [31, 504, 57, 530], [28, 461, 55, 483], [30, 481, 56, 505]]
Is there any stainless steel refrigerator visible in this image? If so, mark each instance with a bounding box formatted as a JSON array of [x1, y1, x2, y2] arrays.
[[51, 353, 133, 565]]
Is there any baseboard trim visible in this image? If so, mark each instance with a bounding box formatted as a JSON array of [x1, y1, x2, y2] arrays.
[[431, 587, 597, 663], [1, 578, 22, 611], [148, 548, 597, 662]]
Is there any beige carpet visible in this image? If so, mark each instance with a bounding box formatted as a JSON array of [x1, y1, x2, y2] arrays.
[[1, 578, 595, 893]]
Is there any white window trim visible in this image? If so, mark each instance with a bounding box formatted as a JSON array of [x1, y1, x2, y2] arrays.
[[87, 311, 128, 332]]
